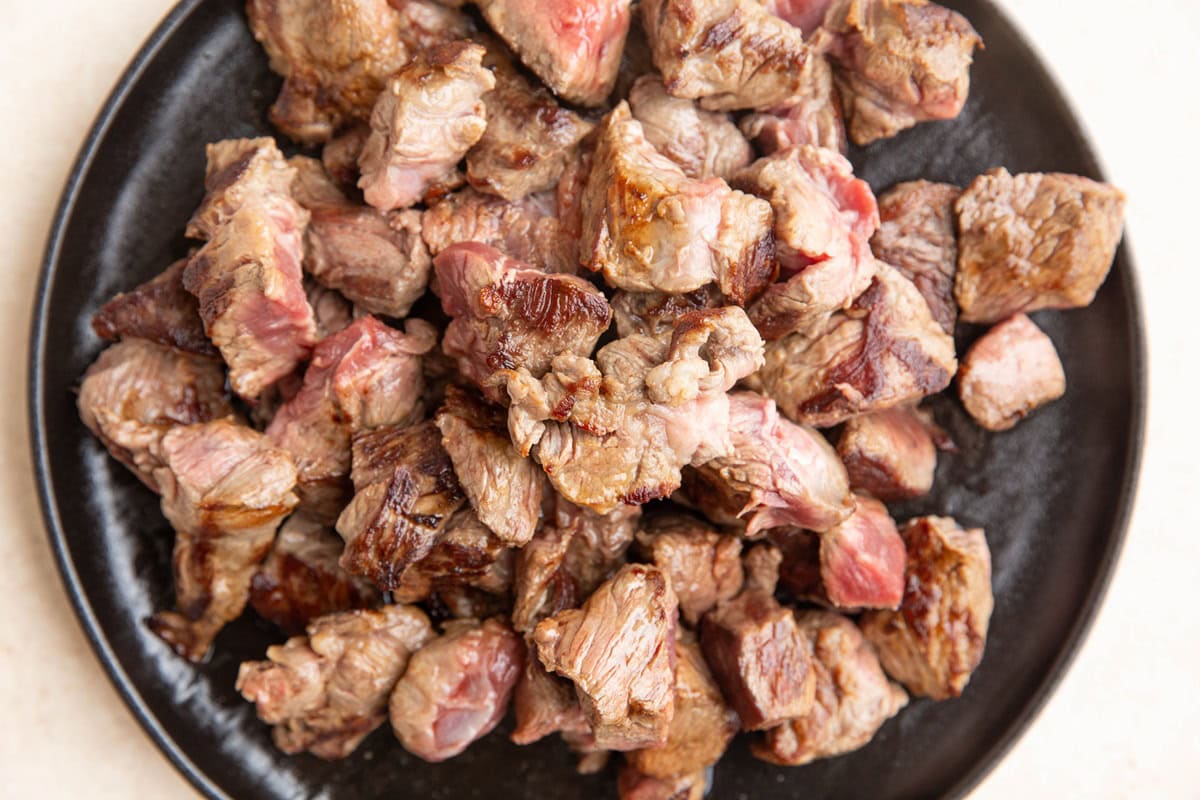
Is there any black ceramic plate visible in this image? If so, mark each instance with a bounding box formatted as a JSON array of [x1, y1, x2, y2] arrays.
[[30, 1, 1144, 797]]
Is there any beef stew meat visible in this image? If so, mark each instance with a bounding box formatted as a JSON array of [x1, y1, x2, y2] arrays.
[[237, 604, 435, 758], [148, 420, 300, 662], [634, 512, 744, 626], [762, 0, 836, 35], [499, 307, 764, 513], [335, 421, 466, 590], [958, 313, 1067, 432], [290, 156, 433, 318], [389, 617, 523, 762], [815, 0, 981, 146], [688, 391, 854, 536], [476, 0, 632, 107], [753, 610, 907, 766], [557, 500, 642, 599], [321, 125, 370, 191], [954, 169, 1127, 323], [533, 564, 679, 750], [617, 766, 706, 800], [837, 405, 937, 501], [266, 316, 435, 520], [750, 263, 957, 428], [357, 41, 495, 212], [512, 523, 578, 634], [610, 286, 724, 340], [434, 242, 612, 396], [91, 258, 217, 357], [817, 493, 906, 609], [435, 386, 545, 546], [77, 339, 232, 491], [184, 138, 318, 401], [642, 0, 813, 111], [380, 507, 511, 603], [627, 75, 754, 181], [249, 512, 381, 635], [871, 180, 961, 334], [861, 516, 993, 699], [581, 102, 776, 305], [305, 280, 356, 339], [511, 638, 593, 745], [738, 51, 847, 155]]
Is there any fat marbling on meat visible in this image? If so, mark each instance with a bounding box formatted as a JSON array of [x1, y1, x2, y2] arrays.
[[958, 313, 1066, 431], [837, 405, 937, 500], [634, 512, 744, 626], [91, 258, 217, 357]]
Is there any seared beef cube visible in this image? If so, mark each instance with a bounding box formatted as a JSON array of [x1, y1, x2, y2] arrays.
[[837, 406, 936, 500], [184, 138, 318, 401], [617, 766, 705, 800], [358, 41, 494, 212], [819, 494, 905, 608], [642, 0, 812, 111], [762, 0, 835, 35], [635, 512, 743, 626], [861, 516, 992, 699], [250, 513, 381, 634], [422, 188, 579, 274], [477, 0, 632, 106], [734, 145, 879, 338], [389, 508, 512, 603], [750, 264, 956, 427], [954, 169, 1126, 323], [434, 242, 612, 397], [321, 125, 370, 190], [77, 339, 232, 491], [688, 391, 853, 536], [738, 51, 846, 154], [533, 564, 679, 750], [435, 386, 544, 545], [336, 421, 466, 590], [959, 313, 1066, 431], [500, 308, 764, 512], [871, 180, 961, 333], [753, 610, 907, 765], [390, 617, 523, 761], [290, 156, 432, 318], [626, 632, 738, 778], [148, 420, 299, 662], [267, 316, 435, 520], [511, 638, 593, 745], [627, 75, 753, 181], [467, 45, 594, 201], [91, 258, 216, 357], [237, 604, 434, 758], [611, 286, 723, 340], [816, 0, 981, 145], [581, 102, 775, 305]]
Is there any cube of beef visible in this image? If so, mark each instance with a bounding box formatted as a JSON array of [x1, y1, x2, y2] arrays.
[[958, 313, 1066, 431]]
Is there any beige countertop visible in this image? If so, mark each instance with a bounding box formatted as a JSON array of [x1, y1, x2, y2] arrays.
[[2, 1, 1196, 797]]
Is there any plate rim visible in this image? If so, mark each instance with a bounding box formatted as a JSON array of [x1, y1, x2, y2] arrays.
[[27, 1, 1147, 798]]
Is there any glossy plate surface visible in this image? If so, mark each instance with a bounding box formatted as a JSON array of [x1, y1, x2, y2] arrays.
[[30, 1, 1144, 797]]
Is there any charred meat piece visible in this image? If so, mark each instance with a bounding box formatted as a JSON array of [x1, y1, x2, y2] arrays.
[[734, 145, 879, 338], [580, 102, 775, 304], [617, 766, 705, 800], [700, 545, 815, 730], [250, 513, 381, 635], [871, 179, 960, 333], [511, 638, 593, 745], [467, 46, 594, 200], [184, 138, 317, 401], [753, 610, 907, 765], [267, 316, 435, 519], [477, 0, 632, 107], [642, 0, 813, 111], [389, 617, 523, 761], [91, 258, 217, 357], [435, 386, 545, 546], [290, 156, 432, 318], [237, 604, 435, 758], [958, 313, 1066, 431], [148, 420, 299, 662], [434, 242, 612, 395], [816, 0, 981, 145], [837, 405, 936, 500], [626, 632, 739, 778], [358, 41, 494, 212], [78, 339, 232, 491], [533, 564, 679, 750], [861, 516, 992, 699], [750, 263, 956, 427], [634, 512, 743, 626], [954, 169, 1126, 323], [628, 75, 753, 181], [611, 286, 723, 340], [422, 188, 579, 274], [499, 307, 764, 512], [738, 51, 846, 154], [336, 421, 466, 590], [389, 508, 513, 604]]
